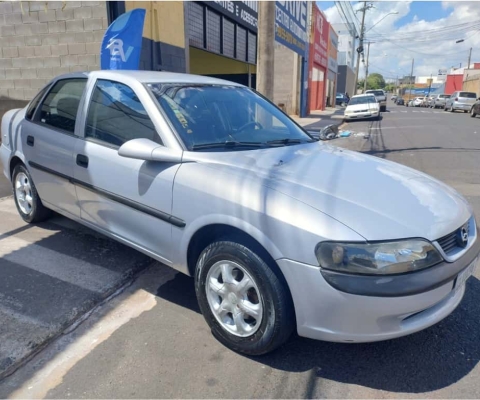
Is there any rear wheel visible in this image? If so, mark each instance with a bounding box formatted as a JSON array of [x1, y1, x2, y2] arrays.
[[12, 164, 51, 223], [195, 241, 295, 355]]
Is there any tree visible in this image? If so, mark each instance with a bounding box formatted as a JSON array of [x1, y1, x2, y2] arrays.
[[366, 73, 386, 90], [357, 79, 365, 90], [384, 83, 395, 92]]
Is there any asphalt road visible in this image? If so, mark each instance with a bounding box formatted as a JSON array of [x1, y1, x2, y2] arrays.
[[1, 101, 480, 398]]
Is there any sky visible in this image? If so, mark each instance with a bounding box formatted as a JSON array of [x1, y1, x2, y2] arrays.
[[317, 1, 480, 81]]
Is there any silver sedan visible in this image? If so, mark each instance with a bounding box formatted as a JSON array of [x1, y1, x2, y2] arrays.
[[1, 71, 479, 355]]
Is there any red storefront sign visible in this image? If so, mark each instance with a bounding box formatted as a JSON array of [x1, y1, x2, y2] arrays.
[[313, 6, 329, 69]]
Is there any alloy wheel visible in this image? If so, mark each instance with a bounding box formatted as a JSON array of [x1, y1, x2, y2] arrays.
[[15, 172, 33, 215], [206, 260, 263, 337]]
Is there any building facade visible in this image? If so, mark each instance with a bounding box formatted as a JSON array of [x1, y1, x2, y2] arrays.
[[308, 4, 328, 112], [336, 65, 355, 96], [326, 25, 338, 107], [331, 22, 355, 69]]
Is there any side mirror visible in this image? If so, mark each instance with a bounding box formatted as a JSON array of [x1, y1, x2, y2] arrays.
[[118, 138, 183, 163]]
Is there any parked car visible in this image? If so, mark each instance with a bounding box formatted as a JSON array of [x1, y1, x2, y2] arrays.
[[429, 94, 450, 109], [365, 89, 387, 111], [413, 97, 425, 107], [391, 95, 397, 101], [336, 93, 350, 106], [395, 98, 405, 105], [343, 94, 380, 121], [445, 91, 477, 112], [406, 99, 414, 107], [425, 96, 435, 107], [470, 97, 480, 118], [1, 71, 479, 355]]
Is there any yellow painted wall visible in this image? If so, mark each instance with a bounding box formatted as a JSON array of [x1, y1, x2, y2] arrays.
[[190, 47, 257, 75], [125, 1, 185, 48]]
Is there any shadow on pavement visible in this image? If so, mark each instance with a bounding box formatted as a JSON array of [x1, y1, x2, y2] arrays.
[[155, 273, 480, 394]]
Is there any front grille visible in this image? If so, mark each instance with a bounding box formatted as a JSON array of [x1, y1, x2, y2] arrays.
[[355, 109, 368, 113], [437, 219, 472, 255]]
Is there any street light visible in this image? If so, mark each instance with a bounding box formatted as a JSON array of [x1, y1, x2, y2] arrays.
[[365, 11, 399, 34]]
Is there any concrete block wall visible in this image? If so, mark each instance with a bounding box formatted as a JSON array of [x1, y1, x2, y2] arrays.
[[0, 1, 107, 104], [273, 43, 300, 115]]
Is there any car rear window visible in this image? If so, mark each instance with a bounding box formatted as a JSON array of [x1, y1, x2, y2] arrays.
[[459, 92, 476, 98], [366, 90, 384, 96], [439, 95, 449, 98]]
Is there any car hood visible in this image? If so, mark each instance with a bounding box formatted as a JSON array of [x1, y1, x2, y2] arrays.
[[187, 143, 472, 241]]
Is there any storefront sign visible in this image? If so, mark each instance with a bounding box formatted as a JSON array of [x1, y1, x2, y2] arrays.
[[206, 1, 258, 32], [275, 1, 308, 56], [312, 5, 328, 69]]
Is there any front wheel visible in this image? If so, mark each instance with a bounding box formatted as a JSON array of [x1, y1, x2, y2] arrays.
[[450, 105, 455, 112], [471, 107, 477, 118], [12, 164, 51, 223], [195, 241, 295, 355]]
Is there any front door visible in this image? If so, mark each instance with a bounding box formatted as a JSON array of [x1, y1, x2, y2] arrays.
[[22, 78, 87, 218], [73, 78, 180, 264]]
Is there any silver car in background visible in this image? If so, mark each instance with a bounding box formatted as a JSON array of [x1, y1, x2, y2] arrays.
[[429, 94, 450, 108], [1, 71, 479, 355], [445, 91, 477, 112]]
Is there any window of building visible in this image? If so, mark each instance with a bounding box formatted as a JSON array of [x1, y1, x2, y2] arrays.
[[206, 9, 221, 53], [237, 26, 247, 61], [248, 31, 256, 63], [223, 19, 235, 58], [188, 2, 204, 48], [85, 79, 160, 147], [38, 78, 87, 133]]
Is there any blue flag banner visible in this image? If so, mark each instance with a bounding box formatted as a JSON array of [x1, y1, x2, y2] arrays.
[[100, 9, 146, 70]]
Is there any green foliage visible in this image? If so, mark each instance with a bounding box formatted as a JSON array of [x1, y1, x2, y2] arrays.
[[384, 83, 395, 92], [366, 73, 386, 90]]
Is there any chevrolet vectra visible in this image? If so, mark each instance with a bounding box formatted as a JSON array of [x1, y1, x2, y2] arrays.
[[1, 71, 479, 355]]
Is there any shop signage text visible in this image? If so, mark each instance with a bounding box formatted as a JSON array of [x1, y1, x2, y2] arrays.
[[312, 5, 328, 69], [275, 1, 308, 56], [207, 1, 258, 32]]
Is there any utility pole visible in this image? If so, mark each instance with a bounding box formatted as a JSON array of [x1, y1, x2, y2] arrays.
[[363, 41, 371, 92], [353, 1, 370, 94], [467, 47, 472, 69], [257, 1, 275, 100], [409, 58, 414, 101]]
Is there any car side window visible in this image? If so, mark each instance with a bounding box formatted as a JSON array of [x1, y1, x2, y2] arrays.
[[37, 79, 87, 133], [25, 84, 51, 121], [85, 79, 160, 147]]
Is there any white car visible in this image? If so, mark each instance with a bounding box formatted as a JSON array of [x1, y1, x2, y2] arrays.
[[413, 97, 425, 107], [344, 94, 380, 120]]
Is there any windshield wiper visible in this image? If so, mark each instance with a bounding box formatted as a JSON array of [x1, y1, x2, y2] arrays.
[[266, 138, 313, 146], [191, 141, 264, 150]]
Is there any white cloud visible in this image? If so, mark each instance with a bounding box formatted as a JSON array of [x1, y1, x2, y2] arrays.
[[322, 1, 480, 80]]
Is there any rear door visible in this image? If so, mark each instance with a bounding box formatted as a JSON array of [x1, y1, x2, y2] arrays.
[[22, 77, 87, 218]]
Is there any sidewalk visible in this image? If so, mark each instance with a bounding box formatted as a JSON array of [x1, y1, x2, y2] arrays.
[[290, 106, 345, 131]]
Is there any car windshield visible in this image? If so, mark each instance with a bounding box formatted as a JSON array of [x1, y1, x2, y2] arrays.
[[147, 84, 312, 151], [460, 92, 476, 98], [366, 90, 384, 96], [348, 96, 377, 105]]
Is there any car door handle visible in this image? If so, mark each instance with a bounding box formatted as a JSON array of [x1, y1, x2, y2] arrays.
[[26, 135, 34, 146], [76, 154, 89, 168]]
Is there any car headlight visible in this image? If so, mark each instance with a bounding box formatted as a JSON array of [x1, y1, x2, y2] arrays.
[[315, 240, 443, 275]]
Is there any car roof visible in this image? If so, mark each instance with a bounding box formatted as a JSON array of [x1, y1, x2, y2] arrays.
[[50, 70, 245, 87], [351, 94, 376, 98]]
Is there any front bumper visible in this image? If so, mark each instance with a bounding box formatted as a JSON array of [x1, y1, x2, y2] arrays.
[[277, 235, 479, 343]]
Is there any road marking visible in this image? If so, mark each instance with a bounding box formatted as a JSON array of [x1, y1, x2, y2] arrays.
[[0, 236, 122, 292]]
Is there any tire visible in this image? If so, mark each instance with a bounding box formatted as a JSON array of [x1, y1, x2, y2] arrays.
[[464, 110, 468, 113], [12, 164, 51, 223], [471, 107, 477, 118], [450, 105, 454, 112], [195, 240, 295, 356]]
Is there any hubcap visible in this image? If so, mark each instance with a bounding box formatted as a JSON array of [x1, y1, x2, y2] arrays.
[[206, 260, 263, 337], [15, 172, 33, 215]]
